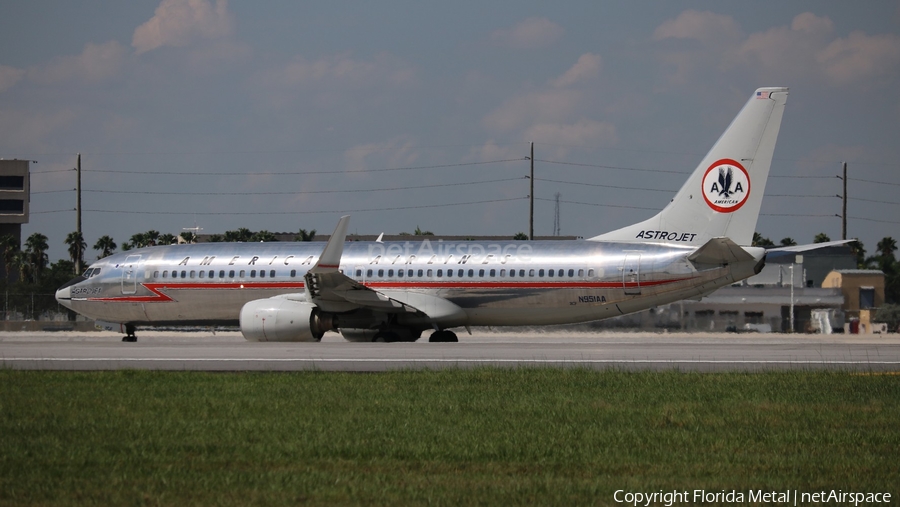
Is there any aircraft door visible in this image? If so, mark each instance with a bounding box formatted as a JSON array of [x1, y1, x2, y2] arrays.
[[623, 253, 641, 295], [121, 255, 142, 295]]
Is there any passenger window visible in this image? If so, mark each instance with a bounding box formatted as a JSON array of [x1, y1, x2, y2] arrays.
[[199, 271, 205, 279], [172, 271, 178, 279], [289, 269, 295, 277], [519, 269, 525, 277], [378, 269, 384, 277], [426, 269, 432, 277], [418, 269, 423, 277], [499, 269, 505, 277], [437, 269, 443, 277], [568, 269, 574, 277], [162, 270, 168, 278], [239, 270, 245, 278], [388, 269, 394, 277], [250, 270, 256, 278], [509, 269, 515, 278], [558, 269, 564, 277], [270, 270, 275, 278], [489, 269, 495, 277], [547, 269, 553, 278], [189, 271, 195, 279], [529, 269, 535, 277], [408, 269, 413, 277], [539, 269, 544, 277], [230, 270, 236, 278], [356, 269, 362, 277], [398, 269, 404, 278], [153, 271, 159, 278], [578, 269, 584, 277], [367, 269, 373, 277], [259, 270, 266, 278], [468, 269, 474, 277], [588, 269, 595, 277], [209, 270, 215, 279], [458, 269, 464, 277], [181, 270, 187, 278]]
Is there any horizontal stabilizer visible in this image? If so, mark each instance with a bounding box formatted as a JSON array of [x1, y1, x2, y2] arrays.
[[688, 237, 755, 265], [767, 239, 856, 254]]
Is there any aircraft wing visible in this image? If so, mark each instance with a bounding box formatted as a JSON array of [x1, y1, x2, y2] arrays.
[[765, 239, 857, 259], [303, 216, 465, 322]]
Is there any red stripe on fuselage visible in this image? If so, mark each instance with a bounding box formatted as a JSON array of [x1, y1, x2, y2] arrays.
[[85, 277, 690, 303], [87, 282, 306, 303]]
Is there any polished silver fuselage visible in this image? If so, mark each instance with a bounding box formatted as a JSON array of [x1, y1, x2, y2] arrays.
[[57, 238, 761, 328]]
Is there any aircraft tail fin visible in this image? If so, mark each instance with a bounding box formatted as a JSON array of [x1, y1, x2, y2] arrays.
[[590, 87, 788, 247]]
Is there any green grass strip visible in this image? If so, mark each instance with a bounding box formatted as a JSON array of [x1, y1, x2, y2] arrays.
[[1, 369, 898, 506]]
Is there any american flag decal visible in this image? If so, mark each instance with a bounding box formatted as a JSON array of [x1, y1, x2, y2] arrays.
[[756, 91, 770, 99]]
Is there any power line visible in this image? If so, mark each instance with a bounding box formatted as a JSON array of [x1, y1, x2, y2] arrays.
[[535, 177, 673, 193], [80, 197, 527, 216], [76, 177, 525, 196], [84, 158, 526, 176]]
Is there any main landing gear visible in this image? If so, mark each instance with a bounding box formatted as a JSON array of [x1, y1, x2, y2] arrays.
[[428, 330, 458, 343], [122, 324, 137, 342]]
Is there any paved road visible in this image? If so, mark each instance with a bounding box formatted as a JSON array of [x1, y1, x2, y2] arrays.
[[3, 330, 900, 372]]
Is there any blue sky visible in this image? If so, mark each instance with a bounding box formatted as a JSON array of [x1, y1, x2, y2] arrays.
[[1, 1, 899, 262]]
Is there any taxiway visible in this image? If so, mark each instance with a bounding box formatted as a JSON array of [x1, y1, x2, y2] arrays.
[[2, 330, 899, 372]]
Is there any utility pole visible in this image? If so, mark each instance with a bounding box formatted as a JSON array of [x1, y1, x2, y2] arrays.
[[76, 153, 82, 236], [841, 161, 847, 240], [76, 153, 83, 275], [529, 142, 534, 240], [553, 192, 561, 236]]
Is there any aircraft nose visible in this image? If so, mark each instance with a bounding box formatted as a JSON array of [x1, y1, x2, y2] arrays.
[[55, 286, 73, 308]]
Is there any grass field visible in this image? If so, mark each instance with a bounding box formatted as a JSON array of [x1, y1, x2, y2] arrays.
[[1, 369, 898, 506]]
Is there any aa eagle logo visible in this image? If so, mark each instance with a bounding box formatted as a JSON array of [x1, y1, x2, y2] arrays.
[[701, 159, 750, 213]]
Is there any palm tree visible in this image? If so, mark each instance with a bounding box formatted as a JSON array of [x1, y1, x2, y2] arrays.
[[207, 234, 223, 243], [877, 237, 897, 260], [0, 234, 19, 282], [24, 233, 49, 283], [752, 232, 775, 247], [295, 229, 316, 242], [64, 231, 87, 274], [144, 230, 160, 246], [252, 230, 277, 242], [513, 232, 529, 240], [851, 240, 867, 269], [159, 233, 177, 245], [180, 231, 196, 244], [129, 233, 147, 249], [779, 237, 797, 247], [93, 235, 117, 259], [414, 226, 434, 236], [813, 233, 831, 244]]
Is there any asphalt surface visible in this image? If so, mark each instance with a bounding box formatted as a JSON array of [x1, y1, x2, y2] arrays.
[[2, 329, 900, 372]]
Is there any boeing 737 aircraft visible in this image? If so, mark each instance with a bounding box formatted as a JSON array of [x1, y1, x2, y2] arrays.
[[56, 87, 830, 342]]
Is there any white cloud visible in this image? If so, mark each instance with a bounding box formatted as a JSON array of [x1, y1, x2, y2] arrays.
[[817, 31, 900, 86], [0, 65, 24, 93], [132, 0, 234, 54], [523, 119, 617, 148], [27, 41, 127, 85], [275, 53, 415, 88], [482, 89, 581, 133], [552, 53, 601, 88], [653, 10, 742, 44], [491, 17, 564, 49]]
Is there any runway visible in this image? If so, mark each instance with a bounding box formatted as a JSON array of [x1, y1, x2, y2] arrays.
[[3, 329, 900, 372]]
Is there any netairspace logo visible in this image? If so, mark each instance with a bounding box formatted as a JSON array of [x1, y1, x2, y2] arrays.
[[613, 489, 892, 506]]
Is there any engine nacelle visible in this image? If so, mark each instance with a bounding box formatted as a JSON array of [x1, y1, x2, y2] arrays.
[[239, 297, 336, 342]]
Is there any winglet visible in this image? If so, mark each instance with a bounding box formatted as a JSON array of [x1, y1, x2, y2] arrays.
[[311, 215, 350, 273]]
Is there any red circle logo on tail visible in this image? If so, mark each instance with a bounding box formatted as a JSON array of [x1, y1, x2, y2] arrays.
[[701, 159, 750, 213]]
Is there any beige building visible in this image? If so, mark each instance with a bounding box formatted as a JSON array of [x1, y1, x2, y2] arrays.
[[821, 269, 885, 333]]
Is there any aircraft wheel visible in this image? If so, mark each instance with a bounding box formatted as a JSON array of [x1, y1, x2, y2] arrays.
[[429, 330, 458, 343], [372, 331, 400, 343], [123, 324, 137, 342]]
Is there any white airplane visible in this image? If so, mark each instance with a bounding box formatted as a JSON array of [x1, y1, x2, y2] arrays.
[[56, 87, 832, 342]]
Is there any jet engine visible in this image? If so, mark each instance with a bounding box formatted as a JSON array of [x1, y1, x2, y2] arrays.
[[239, 297, 336, 342]]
